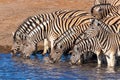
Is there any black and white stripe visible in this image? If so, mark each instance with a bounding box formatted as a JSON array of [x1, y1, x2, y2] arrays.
[[12, 10, 88, 57], [70, 37, 102, 65], [91, 3, 120, 20], [84, 19, 120, 67], [48, 14, 94, 62]]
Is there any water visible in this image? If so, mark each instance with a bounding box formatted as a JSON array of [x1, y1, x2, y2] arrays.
[[0, 53, 120, 80]]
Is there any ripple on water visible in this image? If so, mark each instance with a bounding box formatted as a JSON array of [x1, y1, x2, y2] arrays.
[[0, 53, 120, 80]]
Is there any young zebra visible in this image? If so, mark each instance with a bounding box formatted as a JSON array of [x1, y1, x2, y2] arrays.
[[48, 15, 94, 63], [70, 37, 102, 65], [11, 9, 88, 58], [91, 3, 120, 20], [84, 19, 120, 67]]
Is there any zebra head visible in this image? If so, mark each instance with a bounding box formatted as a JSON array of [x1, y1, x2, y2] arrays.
[[91, 4, 103, 19], [21, 39, 36, 59], [84, 19, 100, 39], [11, 32, 24, 57], [11, 40, 24, 57], [91, 4, 117, 19], [49, 42, 65, 63], [70, 45, 82, 65]]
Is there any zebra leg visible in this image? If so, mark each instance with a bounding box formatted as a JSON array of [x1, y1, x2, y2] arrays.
[[96, 51, 101, 66], [117, 46, 120, 56], [106, 51, 115, 67], [44, 40, 54, 63], [109, 53, 115, 67], [43, 39, 49, 55]]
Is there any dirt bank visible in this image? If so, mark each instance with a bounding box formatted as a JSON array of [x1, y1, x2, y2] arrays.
[[0, 0, 94, 53]]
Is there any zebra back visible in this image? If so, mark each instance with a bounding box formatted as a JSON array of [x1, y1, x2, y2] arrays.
[[25, 10, 90, 44], [13, 10, 88, 42]]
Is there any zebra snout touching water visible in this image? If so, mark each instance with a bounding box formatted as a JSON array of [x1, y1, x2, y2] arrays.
[[11, 40, 24, 57], [84, 18, 120, 67], [70, 37, 102, 66]]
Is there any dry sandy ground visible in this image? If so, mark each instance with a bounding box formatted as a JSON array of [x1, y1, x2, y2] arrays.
[[0, 0, 94, 53]]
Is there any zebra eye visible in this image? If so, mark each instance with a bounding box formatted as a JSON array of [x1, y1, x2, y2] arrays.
[[59, 45, 62, 49], [97, 23, 101, 26], [91, 27, 94, 29], [26, 44, 28, 47], [56, 51, 59, 54], [77, 48, 79, 51], [99, 8, 102, 12], [16, 41, 19, 44], [72, 54, 75, 57]]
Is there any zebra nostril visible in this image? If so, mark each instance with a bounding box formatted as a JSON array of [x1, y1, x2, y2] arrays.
[[26, 56, 30, 59], [49, 55, 54, 61], [11, 50, 14, 53], [17, 48, 20, 51]]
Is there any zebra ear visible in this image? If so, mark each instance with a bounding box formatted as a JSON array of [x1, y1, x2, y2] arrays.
[[12, 32, 14, 36]]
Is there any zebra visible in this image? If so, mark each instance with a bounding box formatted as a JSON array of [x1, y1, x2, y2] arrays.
[[91, 3, 120, 20], [48, 15, 94, 63], [84, 18, 120, 67], [11, 10, 67, 57], [70, 37, 102, 65], [13, 10, 89, 58], [50, 16, 119, 62]]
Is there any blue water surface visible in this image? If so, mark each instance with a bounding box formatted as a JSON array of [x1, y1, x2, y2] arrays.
[[0, 53, 120, 80]]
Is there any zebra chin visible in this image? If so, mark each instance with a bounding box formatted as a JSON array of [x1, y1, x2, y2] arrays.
[[11, 52, 16, 57], [10, 50, 19, 57], [70, 59, 81, 65], [21, 53, 31, 59]]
